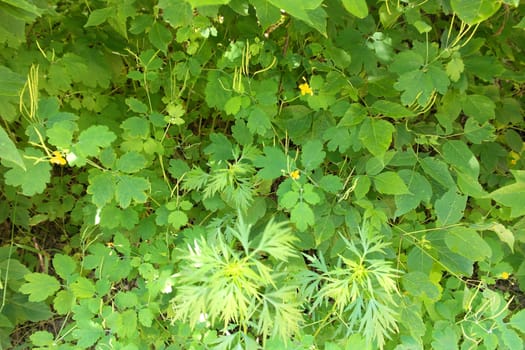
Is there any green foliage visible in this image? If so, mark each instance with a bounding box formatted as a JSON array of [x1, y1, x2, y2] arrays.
[[1, 0, 525, 349]]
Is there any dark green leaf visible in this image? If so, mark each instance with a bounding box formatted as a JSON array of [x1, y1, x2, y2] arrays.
[[435, 190, 467, 226]]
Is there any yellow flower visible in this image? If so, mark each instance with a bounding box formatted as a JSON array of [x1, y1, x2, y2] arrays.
[[290, 169, 300, 180], [500, 272, 510, 280], [50, 151, 67, 166], [299, 82, 313, 96]]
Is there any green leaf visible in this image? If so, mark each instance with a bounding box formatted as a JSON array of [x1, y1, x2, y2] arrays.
[[224, 96, 242, 115], [489, 170, 525, 218], [464, 118, 495, 144], [159, 0, 192, 28], [47, 120, 77, 149], [451, 0, 501, 25], [250, 0, 282, 30], [373, 171, 410, 195], [53, 254, 77, 281], [280, 191, 299, 209], [445, 227, 491, 261], [116, 151, 147, 174], [501, 327, 523, 350], [323, 126, 351, 152], [19, 273, 60, 302], [139, 307, 155, 327], [395, 64, 450, 106], [53, 290, 75, 314], [419, 157, 456, 189], [431, 325, 459, 350], [402, 272, 440, 301], [442, 140, 480, 179], [341, 0, 368, 19], [116, 175, 150, 208], [359, 118, 394, 158], [125, 97, 148, 114], [84, 7, 113, 27], [266, 0, 326, 36], [87, 172, 116, 207], [149, 21, 172, 53], [370, 100, 415, 119], [395, 170, 432, 216], [301, 139, 325, 171], [462, 94, 496, 123], [121, 117, 150, 139], [509, 309, 525, 333], [4, 148, 51, 196], [70, 277, 96, 299], [254, 146, 287, 180], [204, 133, 234, 161], [73, 125, 116, 159], [168, 210, 188, 230], [247, 106, 272, 135], [72, 320, 104, 347], [319, 175, 343, 194], [291, 202, 315, 231], [435, 190, 467, 226], [483, 222, 515, 253], [446, 54, 464, 82], [0, 125, 25, 170], [30, 331, 54, 346]]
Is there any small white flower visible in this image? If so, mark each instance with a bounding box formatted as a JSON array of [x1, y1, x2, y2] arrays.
[[94, 207, 101, 225], [66, 152, 77, 163]]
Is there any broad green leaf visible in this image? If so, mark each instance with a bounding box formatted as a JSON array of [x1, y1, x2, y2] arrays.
[[247, 106, 272, 135], [4, 148, 51, 196], [159, 0, 192, 28], [72, 320, 104, 347], [435, 190, 467, 226], [291, 202, 315, 231], [323, 126, 351, 152], [73, 125, 116, 158], [462, 94, 496, 123], [359, 118, 394, 158], [483, 222, 515, 252], [370, 100, 415, 119], [149, 21, 172, 53], [451, 0, 501, 25], [489, 170, 525, 218], [0, 125, 25, 170], [53, 290, 75, 314], [121, 117, 150, 139], [319, 175, 343, 194], [280, 191, 299, 209], [445, 227, 491, 261], [464, 118, 495, 144], [254, 146, 287, 180], [457, 172, 486, 198], [70, 277, 96, 299], [442, 140, 480, 179], [19, 273, 60, 302], [116, 151, 147, 174], [501, 327, 523, 350], [168, 159, 190, 179], [394, 63, 450, 106], [431, 325, 459, 350], [509, 309, 525, 333], [115, 175, 150, 208], [168, 210, 188, 230], [419, 157, 456, 189], [46, 120, 77, 149], [395, 170, 432, 216], [30, 331, 54, 346], [373, 171, 410, 195], [301, 139, 325, 171], [446, 53, 464, 82], [204, 133, 234, 161], [0, 65, 25, 96], [139, 307, 155, 327], [84, 7, 112, 27], [249, 0, 281, 30], [402, 272, 440, 301], [53, 254, 77, 281], [267, 0, 327, 36], [341, 0, 368, 19], [224, 96, 242, 115], [125, 97, 148, 114], [87, 172, 116, 208]]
